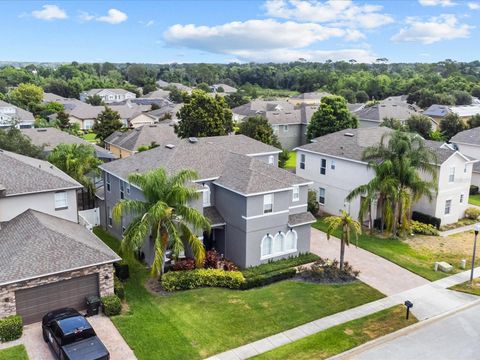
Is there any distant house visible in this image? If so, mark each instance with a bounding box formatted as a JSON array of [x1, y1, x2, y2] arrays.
[[211, 84, 237, 94], [423, 104, 480, 125], [147, 103, 183, 123], [21, 127, 117, 161], [295, 127, 477, 227], [104, 123, 179, 158], [142, 89, 171, 99], [0, 100, 35, 129], [80, 88, 136, 104], [288, 92, 332, 106], [451, 127, 480, 187], [232, 100, 295, 122], [353, 100, 421, 128]]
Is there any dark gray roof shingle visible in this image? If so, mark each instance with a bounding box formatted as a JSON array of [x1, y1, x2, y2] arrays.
[[104, 124, 178, 152], [451, 127, 480, 146], [203, 206, 225, 226], [355, 101, 419, 123], [288, 212, 316, 227]]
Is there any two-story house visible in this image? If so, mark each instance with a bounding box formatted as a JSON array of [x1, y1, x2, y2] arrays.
[[295, 128, 476, 226], [0, 150, 119, 324], [0, 100, 35, 129], [80, 88, 136, 104], [99, 135, 315, 268], [451, 127, 480, 187]]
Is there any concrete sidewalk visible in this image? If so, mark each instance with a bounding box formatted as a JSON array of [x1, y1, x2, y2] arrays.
[[206, 267, 480, 360], [439, 224, 475, 237]]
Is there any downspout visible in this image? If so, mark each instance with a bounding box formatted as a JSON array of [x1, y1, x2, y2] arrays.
[[0, 184, 5, 229]]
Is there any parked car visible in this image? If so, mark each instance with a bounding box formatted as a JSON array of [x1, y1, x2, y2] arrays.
[[42, 308, 110, 360]]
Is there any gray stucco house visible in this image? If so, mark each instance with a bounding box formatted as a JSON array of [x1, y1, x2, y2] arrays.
[[99, 135, 315, 268]]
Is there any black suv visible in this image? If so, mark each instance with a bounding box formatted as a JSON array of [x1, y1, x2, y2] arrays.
[[42, 308, 110, 360]]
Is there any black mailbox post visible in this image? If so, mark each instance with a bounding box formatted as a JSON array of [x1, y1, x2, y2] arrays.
[[404, 300, 413, 320]]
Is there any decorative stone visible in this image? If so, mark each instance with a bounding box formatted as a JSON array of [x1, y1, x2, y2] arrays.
[[435, 261, 453, 273]]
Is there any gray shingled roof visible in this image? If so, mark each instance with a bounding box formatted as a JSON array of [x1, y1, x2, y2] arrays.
[[142, 89, 171, 99], [0, 209, 120, 285], [290, 92, 331, 100], [232, 100, 295, 118], [21, 128, 117, 159], [266, 109, 302, 125], [104, 124, 179, 152], [288, 212, 316, 227], [69, 103, 150, 120], [355, 101, 419, 123], [423, 104, 451, 117], [0, 100, 35, 123], [83, 88, 134, 97], [451, 127, 480, 146], [0, 150, 82, 196], [203, 206, 225, 226]]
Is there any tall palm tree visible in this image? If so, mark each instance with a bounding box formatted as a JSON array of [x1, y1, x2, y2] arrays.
[[113, 168, 210, 277], [48, 143, 102, 193], [325, 210, 361, 271]]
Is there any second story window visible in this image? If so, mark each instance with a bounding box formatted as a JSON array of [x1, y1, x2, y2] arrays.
[[292, 185, 300, 202], [120, 181, 125, 199], [449, 167, 455, 183], [263, 194, 273, 214], [54, 191, 68, 210], [320, 159, 327, 175], [126, 182, 130, 195], [106, 173, 111, 192], [300, 154, 305, 170], [331, 160, 336, 170]]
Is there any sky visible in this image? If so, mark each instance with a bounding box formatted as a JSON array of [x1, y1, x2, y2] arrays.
[[1, 0, 480, 64]]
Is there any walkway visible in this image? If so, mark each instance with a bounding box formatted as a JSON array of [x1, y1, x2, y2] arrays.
[[310, 228, 428, 296], [439, 224, 476, 237], [206, 268, 480, 360]]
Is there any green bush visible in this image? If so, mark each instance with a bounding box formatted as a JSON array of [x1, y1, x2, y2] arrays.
[[0, 315, 23, 342], [162, 269, 245, 292], [465, 207, 480, 220], [240, 268, 297, 290], [412, 211, 441, 229], [242, 253, 319, 278], [410, 220, 439, 236], [114, 277, 125, 300], [101, 295, 121, 316]]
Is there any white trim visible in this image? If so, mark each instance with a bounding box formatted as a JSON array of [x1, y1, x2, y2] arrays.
[[289, 204, 307, 209], [294, 148, 368, 166], [260, 248, 297, 261], [242, 209, 289, 220], [246, 150, 282, 156], [5, 186, 82, 198], [214, 183, 292, 197]]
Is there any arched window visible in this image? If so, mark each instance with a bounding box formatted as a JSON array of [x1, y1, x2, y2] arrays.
[[273, 232, 285, 253], [268, 155, 275, 165], [285, 230, 297, 251], [203, 184, 211, 207], [261, 234, 273, 258]]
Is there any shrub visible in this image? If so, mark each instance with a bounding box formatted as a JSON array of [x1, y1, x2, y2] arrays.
[[242, 253, 320, 278], [113, 261, 130, 280], [240, 268, 297, 290], [0, 315, 23, 342], [171, 258, 196, 271], [114, 277, 125, 300], [308, 190, 319, 215], [465, 207, 480, 220], [161, 269, 245, 292], [297, 258, 359, 283], [470, 185, 479, 195], [170, 250, 238, 272], [412, 211, 441, 229], [101, 295, 121, 316], [410, 220, 439, 236]]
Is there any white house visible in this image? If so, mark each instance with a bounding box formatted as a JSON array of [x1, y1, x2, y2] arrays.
[[80, 88, 136, 104], [451, 127, 480, 187], [0, 100, 35, 129], [295, 127, 477, 226]]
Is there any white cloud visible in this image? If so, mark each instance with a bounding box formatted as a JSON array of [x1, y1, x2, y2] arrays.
[[391, 14, 472, 44], [97, 9, 127, 24], [264, 0, 394, 29], [31, 4, 67, 20], [468, 2, 480, 9], [77, 11, 95, 22], [419, 0, 456, 6]]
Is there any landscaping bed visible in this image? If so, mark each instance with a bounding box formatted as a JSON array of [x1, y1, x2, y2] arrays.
[[252, 305, 417, 360], [0, 345, 28, 360], [449, 278, 480, 296]]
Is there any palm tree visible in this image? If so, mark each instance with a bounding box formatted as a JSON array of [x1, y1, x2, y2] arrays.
[[112, 168, 210, 277], [325, 210, 361, 271], [48, 143, 102, 193]]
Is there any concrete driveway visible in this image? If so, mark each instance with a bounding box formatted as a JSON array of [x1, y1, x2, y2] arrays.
[[310, 228, 429, 295], [19, 314, 136, 360]]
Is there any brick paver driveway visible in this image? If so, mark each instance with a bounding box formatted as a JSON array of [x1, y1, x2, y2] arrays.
[[310, 228, 429, 295]]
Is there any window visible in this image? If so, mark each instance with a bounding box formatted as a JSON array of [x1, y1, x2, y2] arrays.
[[320, 158, 327, 175], [449, 167, 455, 183], [319, 187, 325, 205], [54, 191, 68, 210], [273, 125, 279, 133], [263, 194, 274, 213], [460, 193, 465, 203], [292, 185, 300, 202], [283, 125, 288, 132], [106, 173, 111, 192], [331, 160, 336, 170], [203, 184, 211, 207], [261, 235, 273, 257], [445, 199, 452, 215], [273, 232, 285, 253], [268, 155, 275, 165], [120, 181, 125, 199], [285, 230, 297, 251], [300, 154, 305, 170], [126, 182, 130, 195], [108, 207, 113, 227]]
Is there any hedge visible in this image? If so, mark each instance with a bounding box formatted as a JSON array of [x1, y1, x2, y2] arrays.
[[101, 295, 121, 316], [114, 261, 130, 281], [412, 211, 441, 229], [241, 253, 319, 278], [114, 277, 125, 300], [410, 220, 439, 236], [0, 315, 23, 342], [162, 269, 245, 292], [240, 268, 297, 290]]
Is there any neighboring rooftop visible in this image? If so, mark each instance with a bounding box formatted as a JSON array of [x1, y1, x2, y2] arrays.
[[266, 109, 303, 125], [69, 103, 150, 120], [142, 89, 171, 99], [0, 209, 120, 285], [0, 100, 35, 123], [232, 100, 295, 118], [0, 149, 82, 196], [423, 104, 480, 118], [451, 127, 480, 146], [290, 92, 331, 101], [211, 84, 237, 93], [355, 101, 419, 123], [82, 88, 135, 97]]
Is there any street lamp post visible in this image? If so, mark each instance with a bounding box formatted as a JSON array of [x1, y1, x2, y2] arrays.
[[470, 224, 480, 285]]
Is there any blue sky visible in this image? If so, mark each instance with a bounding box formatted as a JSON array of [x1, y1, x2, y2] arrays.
[[1, 0, 480, 63]]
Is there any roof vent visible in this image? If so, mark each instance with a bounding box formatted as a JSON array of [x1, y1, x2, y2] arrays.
[[189, 137, 198, 143], [165, 144, 175, 149], [36, 129, 48, 132], [344, 132, 355, 137]]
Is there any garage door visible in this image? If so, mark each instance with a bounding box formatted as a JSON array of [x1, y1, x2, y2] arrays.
[[15, 274, 99, 324]]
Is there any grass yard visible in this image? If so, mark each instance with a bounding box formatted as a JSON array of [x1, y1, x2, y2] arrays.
[[0, 345, 28, 360], [469, 194, 480, 206], [313, 218, 469, 281], [252, 305, 417, 360], [82, 132, 97, 143], [449, 278, 480, 296], [94, 227, 384, 360], [285, 151, 296, 170]]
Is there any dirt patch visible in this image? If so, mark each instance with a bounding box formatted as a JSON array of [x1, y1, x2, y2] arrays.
[[407, 231, 476, 257], [144, 277, 172, 296], [344, 328, 354, 335]]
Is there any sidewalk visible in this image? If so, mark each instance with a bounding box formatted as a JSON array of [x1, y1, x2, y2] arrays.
[[206, 267, 480, 360], [439, 224, 475, 237]]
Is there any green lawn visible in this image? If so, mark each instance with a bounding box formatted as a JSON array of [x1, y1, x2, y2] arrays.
[[312, 219, 467, 281], [285, 151, 296, 170], [93, 227, 384, 360], [82, 132, 97, 143], [469, 194, 480, 206], [0, 345, 28, 360], [253, 305, 417, 360], [450, 278, 480, 296]]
